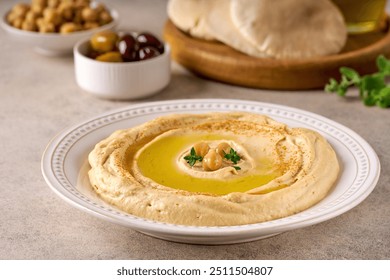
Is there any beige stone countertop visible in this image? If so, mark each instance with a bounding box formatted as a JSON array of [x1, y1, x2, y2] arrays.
[[0, 0, 389, 259]]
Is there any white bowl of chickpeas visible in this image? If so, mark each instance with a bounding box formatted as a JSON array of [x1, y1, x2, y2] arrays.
[[1, 0, 118, 56], [74, 30, 171, 100]]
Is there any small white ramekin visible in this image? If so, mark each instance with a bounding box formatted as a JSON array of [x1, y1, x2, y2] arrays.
[[73, 39, 171, 100]]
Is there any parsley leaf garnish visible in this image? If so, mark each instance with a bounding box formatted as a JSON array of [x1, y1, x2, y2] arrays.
[[233, 166, 241, 170], [183, 147, 203, 167], [325, 55, 390, 108], [224, 148, 241, 164]]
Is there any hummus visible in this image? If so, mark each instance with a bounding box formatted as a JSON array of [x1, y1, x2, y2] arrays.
[[88, 112, 339, 226]]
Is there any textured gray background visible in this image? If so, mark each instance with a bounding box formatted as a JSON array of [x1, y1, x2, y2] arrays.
[[0, 0, 389, 259]]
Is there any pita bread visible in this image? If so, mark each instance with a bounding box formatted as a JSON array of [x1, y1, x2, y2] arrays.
[[230, 0, 347, 58], [205, 0, 269, 57], [167, 0, 216, 40]]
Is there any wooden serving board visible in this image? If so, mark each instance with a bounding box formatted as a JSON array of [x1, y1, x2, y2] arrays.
[[163, 19, 390, 90]]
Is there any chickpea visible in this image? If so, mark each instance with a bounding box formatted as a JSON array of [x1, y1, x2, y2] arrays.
[[216, 142, 231, 157], [36, 17, 45, 27], [25, 11, 39, 22], [61, 0, 76, 4], [72, 8, 83, 24], [21, 20, 37, 31], [77, 0, 91, 5], [99, 11, 112, 25], [73, 2, 87, 10], [83, 21, 99, 30], [7, 12, 18, 25], [94, 3, 106, 14], [12, 17, 24, 29], [74, 0, 89, 7], [81, 7, 98, 22], [11, 4, 30, 18], [7, 0, 112, 33], [57, 2, 73, 21], [202, 150, 223, 171], [59, 22, 81, 33], [31, 4, 45, 16], [38, 22, 55, 33], [47, 0, 60, 8], [193, 142, 210, 157], [43, 7, 62, 26], [32, 0, 47, 6]]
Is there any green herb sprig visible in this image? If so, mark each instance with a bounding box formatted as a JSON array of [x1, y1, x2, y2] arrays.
[[224, 148, 241, 164], [183, 147, 203, 167], [325, 55, 390, 108]]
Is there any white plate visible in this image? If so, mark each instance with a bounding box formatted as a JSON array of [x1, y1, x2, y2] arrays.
[[41, 99, 380, 244]]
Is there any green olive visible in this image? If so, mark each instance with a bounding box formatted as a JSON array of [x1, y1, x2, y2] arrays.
[[95, 51, 123, 62], [90, 31, 118, 53]]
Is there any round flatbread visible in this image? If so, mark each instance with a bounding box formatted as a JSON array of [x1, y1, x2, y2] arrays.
[[230, 0, 347, 59], [167, 0, 216, 40], [205, 0, 269, 57]]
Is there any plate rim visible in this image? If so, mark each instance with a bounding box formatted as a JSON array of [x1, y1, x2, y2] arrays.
[[41, 99, 381, 238]]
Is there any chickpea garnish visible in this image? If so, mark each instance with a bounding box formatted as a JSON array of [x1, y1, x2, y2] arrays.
[[183, 147, 203, 167], [183, 143, 241, 171], [202, 149, 223, 171], [193, 142, 210, 158], [216, 142, 231, 157]]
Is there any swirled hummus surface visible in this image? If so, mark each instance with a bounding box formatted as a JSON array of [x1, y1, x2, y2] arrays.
[[88, 112, 339, 226]]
